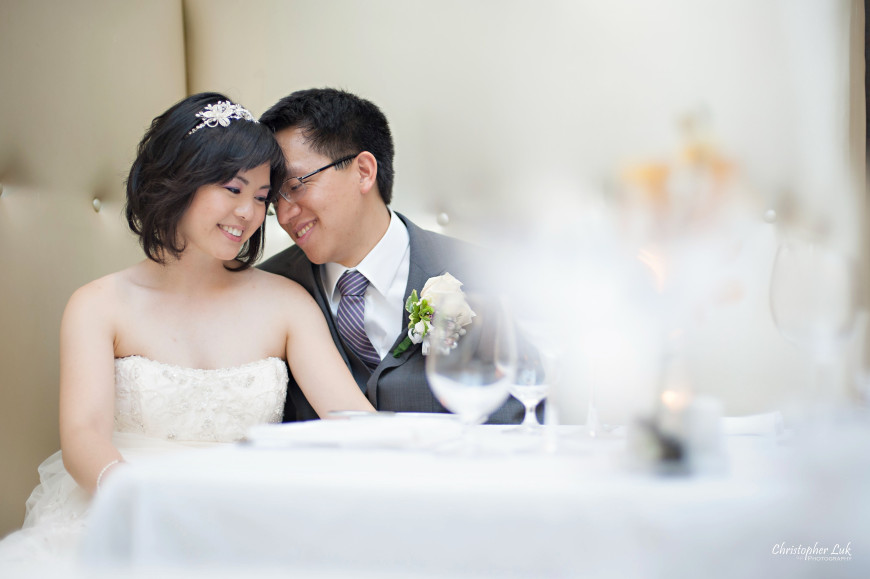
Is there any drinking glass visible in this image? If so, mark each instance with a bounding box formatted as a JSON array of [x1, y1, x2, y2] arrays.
[[506, 318, 564, 433], [769, 239, 858, 409], [426, 293, 517, 432], [508, 353, 549, 431]]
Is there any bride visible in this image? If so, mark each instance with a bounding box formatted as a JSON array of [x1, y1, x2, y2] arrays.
[[0, 92, 374, 562]]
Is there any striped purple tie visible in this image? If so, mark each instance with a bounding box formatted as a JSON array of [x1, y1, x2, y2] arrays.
[[336, 270, 381, 369]]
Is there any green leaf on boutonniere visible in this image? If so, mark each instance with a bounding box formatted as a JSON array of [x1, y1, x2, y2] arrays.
[[393, 288, 437, 358], [392, 336, 413, 358], [405, 290, 419, 312]]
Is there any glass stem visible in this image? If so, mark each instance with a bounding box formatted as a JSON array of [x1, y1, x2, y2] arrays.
[[521, 402, 540, 428]]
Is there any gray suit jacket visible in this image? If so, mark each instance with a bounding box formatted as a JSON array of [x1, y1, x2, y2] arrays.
[[259, 212, 523, 423]]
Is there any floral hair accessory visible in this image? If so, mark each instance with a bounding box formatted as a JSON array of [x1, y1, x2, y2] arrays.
[[187, 100, 257, 136], [391, 272, 475, 357]]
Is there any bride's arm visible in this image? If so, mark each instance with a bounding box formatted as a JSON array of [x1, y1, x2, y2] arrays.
[[58, 280, 124, 494], [282, 285, 375, 417]]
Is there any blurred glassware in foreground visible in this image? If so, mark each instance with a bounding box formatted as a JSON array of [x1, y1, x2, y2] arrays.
[[769, 237, 860, 419], [628, 346, 726, 475], [770, 239, 858, 364], [507, 354, 549, 432], [426, 293, 517, 431], [616, 110, 760, 473], [506, 319, 563, 434]]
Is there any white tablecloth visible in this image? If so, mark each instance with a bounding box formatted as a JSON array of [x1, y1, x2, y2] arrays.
[[79, 418, 870, 578]]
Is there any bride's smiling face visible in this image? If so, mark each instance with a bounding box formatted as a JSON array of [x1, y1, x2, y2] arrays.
[[177, 163, 272, 262]]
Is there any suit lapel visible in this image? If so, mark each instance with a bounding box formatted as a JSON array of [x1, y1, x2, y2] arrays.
[[367, 213, 446, 397], [301, 261, 354, 371]]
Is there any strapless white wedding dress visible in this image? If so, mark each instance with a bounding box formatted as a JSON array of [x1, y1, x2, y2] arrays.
[[0, 355, 287, 564]]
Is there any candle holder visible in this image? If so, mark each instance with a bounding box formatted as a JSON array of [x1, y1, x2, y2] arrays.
[[628, 352, 725, 475]]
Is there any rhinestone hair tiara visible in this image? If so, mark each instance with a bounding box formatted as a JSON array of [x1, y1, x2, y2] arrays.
[[187, 100, 258, 136]]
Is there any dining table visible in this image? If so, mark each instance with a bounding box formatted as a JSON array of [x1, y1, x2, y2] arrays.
[[78, 412, 870, 578]]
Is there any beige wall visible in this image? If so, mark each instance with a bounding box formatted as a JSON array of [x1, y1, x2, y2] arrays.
[[186, 0, 867, 420], [0, 0, 186, 535], [0, 0, 865, 536]]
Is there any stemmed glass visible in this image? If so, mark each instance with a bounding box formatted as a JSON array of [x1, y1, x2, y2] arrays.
[[426, 293, 517, 444], [508, 354, 549, 431], [769, 238, 859, 414], [506, 321, 561, 433]]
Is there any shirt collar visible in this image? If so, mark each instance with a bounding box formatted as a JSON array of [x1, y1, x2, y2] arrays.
[[322, 210, 410, 301]]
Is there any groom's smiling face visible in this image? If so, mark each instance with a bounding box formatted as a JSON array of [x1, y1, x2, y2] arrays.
[[273, 127, 363, 266]]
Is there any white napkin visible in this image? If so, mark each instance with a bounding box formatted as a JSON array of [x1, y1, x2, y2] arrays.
[[246, 413, 462, 450], [721, 411, 784, 436]]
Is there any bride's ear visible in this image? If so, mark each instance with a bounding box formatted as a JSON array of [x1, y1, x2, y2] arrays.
[[356, 152, 378, 196]]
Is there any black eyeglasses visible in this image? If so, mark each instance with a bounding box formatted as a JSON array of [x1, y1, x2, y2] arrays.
[[277, 153, 360, 203]]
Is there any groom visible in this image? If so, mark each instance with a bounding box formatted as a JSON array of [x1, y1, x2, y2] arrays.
[[259, 88, 522, 423]]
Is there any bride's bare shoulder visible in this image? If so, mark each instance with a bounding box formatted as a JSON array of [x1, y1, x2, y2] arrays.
[[252, 269, 310, 299], [65, 263, 147, 311]]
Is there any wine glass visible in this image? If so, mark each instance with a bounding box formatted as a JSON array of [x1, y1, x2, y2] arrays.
[[507, 354, 549, 432], [425, 293, 517, 434], [769, 239, 858, 411], [506, 321, 562, 433]]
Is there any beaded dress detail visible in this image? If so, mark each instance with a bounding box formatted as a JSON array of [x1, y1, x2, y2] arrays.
[[114, 356, 286, 442], [0, 356, 288, 564]]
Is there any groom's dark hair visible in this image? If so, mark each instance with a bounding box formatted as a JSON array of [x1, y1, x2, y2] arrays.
[[260, 88, 395, 205], [125, 92, 286, 269]]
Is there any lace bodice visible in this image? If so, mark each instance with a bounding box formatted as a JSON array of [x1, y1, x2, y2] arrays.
[[114, 356, 287, 442]]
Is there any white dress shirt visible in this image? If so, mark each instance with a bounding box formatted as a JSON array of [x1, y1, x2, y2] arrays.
[[321, 211, 411, 360]]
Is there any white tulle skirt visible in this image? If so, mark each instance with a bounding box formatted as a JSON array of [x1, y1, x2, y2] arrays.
[[0, 432, 222, 566]]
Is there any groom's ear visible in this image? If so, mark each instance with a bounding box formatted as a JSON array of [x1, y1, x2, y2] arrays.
[[356, 151, 378, 196]]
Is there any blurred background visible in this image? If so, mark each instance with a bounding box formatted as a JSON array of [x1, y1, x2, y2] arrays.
[[0, 0, 866, 535]]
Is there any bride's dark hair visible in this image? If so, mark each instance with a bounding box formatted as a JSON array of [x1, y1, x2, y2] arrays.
[[125, 92, 286, 269]]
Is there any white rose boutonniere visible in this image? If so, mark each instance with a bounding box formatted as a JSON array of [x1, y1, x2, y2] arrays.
[[391, 272, 476, 357]]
